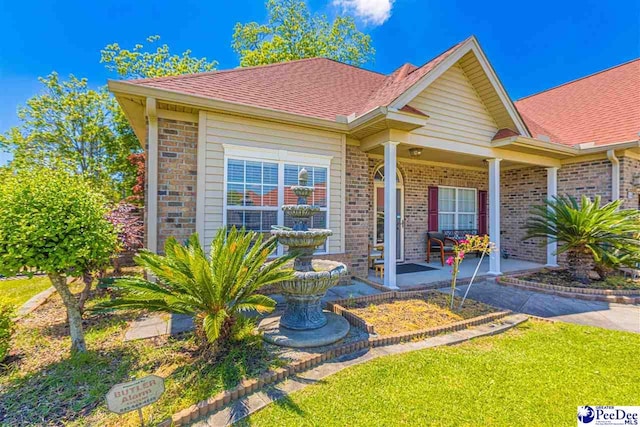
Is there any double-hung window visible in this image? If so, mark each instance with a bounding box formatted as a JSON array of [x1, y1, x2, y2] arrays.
[[438, 186, 477, 231], [224, 150, 330, 254]]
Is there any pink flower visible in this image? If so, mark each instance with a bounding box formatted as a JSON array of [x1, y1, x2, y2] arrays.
[[446, 256, 454, 266], [458, 251, 465, 259], [459, 239, 469, 245]]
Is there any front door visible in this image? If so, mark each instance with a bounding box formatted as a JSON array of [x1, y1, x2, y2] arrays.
[[374, 186, 404, 262]]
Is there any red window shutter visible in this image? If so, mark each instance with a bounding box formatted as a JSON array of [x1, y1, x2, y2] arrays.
[[478, 190, 488, 235], [428, 186, 439, 231]]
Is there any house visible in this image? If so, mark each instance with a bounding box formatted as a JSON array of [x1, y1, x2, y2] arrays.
[[108, 36, 640, 289]]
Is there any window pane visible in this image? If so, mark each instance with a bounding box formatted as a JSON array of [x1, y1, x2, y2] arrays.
[[313, 168, 327, 186], [459, 214, 476, 229], [245, 185, 262, 206], [311, 212, 327, 229], [227, 210, 245, 229], [439, 188, 456, 212], [284, 186, 297, 205], [246, 161, 262, 184], [263, 185, 278, 206], [263, 163, 278, 185], [458, 189, 476, 213], [228, 159, 244, 182], [284, 164, 299, 186], [262, 211, 278, 231], [439, 213, 455, 231], [244, 211, 261, 231], [227, 183, 245, 206]]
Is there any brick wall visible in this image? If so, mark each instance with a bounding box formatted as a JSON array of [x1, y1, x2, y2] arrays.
[[344, 145, 371, 278], [620, 156, 640, 209], [500, 166, 547, 263], [156, 118, 198, 251], [558, 159, 612, 202]]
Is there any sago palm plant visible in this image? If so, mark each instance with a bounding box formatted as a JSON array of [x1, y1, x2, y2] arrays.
[[96, 228, 294, 348], [525, 195, 640, 282]]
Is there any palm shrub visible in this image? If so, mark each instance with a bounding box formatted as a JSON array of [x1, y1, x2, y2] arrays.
[[96, 228, 295, 350], [525, 195, 640, 282]]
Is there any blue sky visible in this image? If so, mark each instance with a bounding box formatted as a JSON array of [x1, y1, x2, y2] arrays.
[[1, 0, 638, 165]]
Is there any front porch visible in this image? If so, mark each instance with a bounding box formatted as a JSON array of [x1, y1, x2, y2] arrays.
[[367, 257, 544, 289]]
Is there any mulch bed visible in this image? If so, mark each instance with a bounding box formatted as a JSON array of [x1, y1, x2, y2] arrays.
[[525, 269, 640, 291], [344, 291, 497, 336]]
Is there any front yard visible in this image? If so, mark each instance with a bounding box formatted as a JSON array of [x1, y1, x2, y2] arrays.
[[0, 276, 52, 307], [244, 320, 640, 426]]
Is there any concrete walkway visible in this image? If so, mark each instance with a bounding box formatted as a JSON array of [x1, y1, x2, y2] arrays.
[[442, 279, 640, 333]]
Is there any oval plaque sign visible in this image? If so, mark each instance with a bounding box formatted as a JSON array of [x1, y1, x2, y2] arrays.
[[106, 374, 165, 415]]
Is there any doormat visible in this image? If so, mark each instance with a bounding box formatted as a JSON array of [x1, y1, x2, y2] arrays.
[[396, 263, 438, 274]]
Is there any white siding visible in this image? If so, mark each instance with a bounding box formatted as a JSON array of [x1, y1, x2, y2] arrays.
[[409, 63, 498, 146], [203, 112, 344, 253]]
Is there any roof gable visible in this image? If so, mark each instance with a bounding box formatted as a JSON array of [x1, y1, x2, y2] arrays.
[[514, 59, 640, 146]]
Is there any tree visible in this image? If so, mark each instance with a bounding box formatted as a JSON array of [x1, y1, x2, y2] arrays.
[[525, 195, 640, 282], [0, 73, 132, 199], [232, 0, 374, 67], [106, 202, 144, 273], [0, 168, 118, 353], [101, 35, 218, 80], [96, 229, 294, 352]]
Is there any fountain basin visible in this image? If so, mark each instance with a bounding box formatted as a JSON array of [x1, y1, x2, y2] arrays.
[[280, 204, 321, 219], [271, 228, 332, 248]]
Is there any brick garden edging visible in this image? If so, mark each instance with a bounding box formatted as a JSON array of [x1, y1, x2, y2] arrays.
[[160, 293, 512, 426], [327, 290, 512, 338], [497, 276, 640, 305]]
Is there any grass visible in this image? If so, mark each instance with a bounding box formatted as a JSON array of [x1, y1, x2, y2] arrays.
[[346, 291, 496, 335], [243, 321, 640, 426], [527, 269, 640, 290], [0, 276, 52, 307], [0, 285, 279, 426]]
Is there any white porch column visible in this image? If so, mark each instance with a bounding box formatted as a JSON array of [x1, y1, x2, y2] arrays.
[[487, 158, 502, 275], [146, 98, 158, 253], [546, 167, 559, 267], [383, 141, 399, 289]]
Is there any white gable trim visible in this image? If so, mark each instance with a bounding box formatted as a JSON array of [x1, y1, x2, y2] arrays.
[[389, 37, 530, 137]]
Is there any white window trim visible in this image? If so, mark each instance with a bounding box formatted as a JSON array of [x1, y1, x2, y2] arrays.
[[222, 144, 332, 255], [438, 186, 478, 231]]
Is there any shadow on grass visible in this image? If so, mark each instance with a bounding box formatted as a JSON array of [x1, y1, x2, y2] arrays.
[[0, 347, 138, 426]]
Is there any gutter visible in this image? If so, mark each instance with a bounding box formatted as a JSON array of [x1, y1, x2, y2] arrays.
[[607, 149, 620, 202]]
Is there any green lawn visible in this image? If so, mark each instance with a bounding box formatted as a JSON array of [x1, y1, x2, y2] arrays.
[[244, 321, 640, 426], [0, 276, 52, 307]]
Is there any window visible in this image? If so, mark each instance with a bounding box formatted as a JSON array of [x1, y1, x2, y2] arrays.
[[225, 156, 329, 253], [438, 187, 477, 231]]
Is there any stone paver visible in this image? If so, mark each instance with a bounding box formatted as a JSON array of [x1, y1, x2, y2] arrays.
[[124, 313, 194, 341], [191, 314, 528, 426], [16, 286, 56, 320], [442, 279, 640, 333]]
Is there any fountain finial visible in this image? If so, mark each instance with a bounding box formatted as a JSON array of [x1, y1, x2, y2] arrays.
[[298, 168, 308, 186]]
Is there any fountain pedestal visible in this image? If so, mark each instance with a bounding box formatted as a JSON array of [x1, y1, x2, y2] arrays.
[[260, 168, 349, 348]]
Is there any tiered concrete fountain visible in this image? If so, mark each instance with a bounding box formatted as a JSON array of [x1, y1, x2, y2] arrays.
[[259, 168, 349, 348]]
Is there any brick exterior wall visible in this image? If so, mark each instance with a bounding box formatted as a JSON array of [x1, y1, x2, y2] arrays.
[[156, 118, 198, 251], [558, 159, 612, 202], [620, 157, 640, 210], [500, 167, 547, 263], [344, 145, 371, 278]]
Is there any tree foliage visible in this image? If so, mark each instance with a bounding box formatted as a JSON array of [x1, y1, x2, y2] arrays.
[[0, 167, 119, 352], [0, 73, 131, 198], [232, 0, 374, 67], [525, 195, 640, 282], [100, 35, 218, 80], [96, 229, 294, 351]]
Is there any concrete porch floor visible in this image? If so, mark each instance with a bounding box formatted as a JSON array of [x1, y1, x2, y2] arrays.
[[367, 257, 544, 289]]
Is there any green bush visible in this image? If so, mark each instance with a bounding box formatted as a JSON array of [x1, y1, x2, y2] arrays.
[[96, 229, 295, 352], [0, 167, 118, 353], [0, 299, 15, 363]]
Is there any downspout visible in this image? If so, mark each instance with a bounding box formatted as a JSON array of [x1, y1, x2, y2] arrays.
[[607, 149, 620, 203]]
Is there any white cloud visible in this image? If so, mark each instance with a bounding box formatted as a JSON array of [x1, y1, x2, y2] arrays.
[[332, 0, 395, 26]]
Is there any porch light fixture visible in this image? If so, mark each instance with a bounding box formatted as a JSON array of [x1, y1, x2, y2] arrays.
[[408, 147, 423, 158]]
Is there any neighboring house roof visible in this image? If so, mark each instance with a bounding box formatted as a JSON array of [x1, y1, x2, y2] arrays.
[[514, 59, 640, 146], [125, 38, 467, 122]]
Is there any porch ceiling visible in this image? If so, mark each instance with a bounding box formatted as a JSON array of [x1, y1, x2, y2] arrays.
[[367, 144, 521, 169]]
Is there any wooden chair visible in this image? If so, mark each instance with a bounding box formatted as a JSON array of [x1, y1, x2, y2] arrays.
[[368, 242, 384, 269], [426, 232, 457, 266]]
